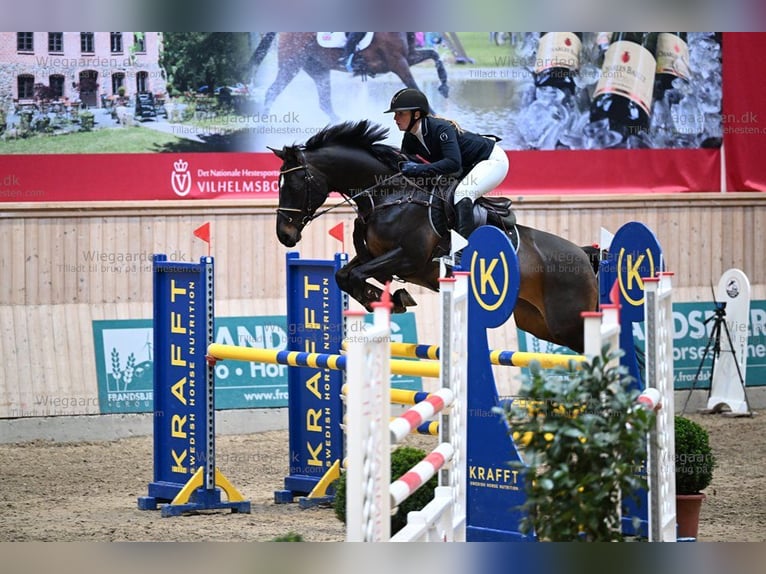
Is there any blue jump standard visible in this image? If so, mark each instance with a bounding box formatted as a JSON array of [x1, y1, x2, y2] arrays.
[[137, 254, 250, 517]]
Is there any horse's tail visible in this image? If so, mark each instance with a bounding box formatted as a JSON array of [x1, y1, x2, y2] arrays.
[[580, 245, 602, 277], [250, 32, 277, 71]]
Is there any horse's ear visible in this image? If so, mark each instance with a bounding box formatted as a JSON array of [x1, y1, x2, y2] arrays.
[[267, 146, 285, 159]]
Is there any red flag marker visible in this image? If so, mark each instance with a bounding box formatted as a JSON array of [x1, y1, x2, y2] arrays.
[[194, 222, 211, 256], [329, 222, 345, 253]]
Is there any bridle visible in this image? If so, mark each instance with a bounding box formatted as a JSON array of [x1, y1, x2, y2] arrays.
[[276, 149, 373, 226], [275, 149, 320, 227]]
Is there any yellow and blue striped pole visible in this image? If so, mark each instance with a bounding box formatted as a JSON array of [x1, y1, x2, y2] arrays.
[[342, 384, 433, 406], [387, 341, 585, 370], [207, 343, 441, 378]]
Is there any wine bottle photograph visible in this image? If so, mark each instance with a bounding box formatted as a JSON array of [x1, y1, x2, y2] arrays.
[[533, 32, 583, 96], [587, 32, 658, 146], [504, 32, 721, 150]]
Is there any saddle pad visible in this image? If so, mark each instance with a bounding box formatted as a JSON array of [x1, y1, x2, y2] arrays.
[[317, 32, 374, 50]]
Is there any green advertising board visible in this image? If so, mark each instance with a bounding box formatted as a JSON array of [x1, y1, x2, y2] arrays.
[[93, 313, 421, 414], [517, 300, 766, 391]]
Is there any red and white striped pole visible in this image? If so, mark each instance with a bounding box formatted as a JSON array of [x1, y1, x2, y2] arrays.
[[389, 442, 455, 508], [389, 388, 454, 443]]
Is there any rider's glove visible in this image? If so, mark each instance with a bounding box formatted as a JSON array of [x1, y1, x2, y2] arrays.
[[401, 161, 428, 177]]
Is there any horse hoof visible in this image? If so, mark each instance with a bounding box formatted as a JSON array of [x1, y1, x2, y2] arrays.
[[392, 289, 417, 309], [438, 83, 449, 98]]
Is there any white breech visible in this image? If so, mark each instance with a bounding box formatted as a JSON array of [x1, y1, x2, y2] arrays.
[[453, 144, 509, 203]]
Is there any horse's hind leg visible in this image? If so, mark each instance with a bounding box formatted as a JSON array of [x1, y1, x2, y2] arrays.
[[264, 64, 300, 113], [407, 49, 449, 98], [515, 226, 598, 353], [304, 63, 338, 122], [541, 249, 598, 353]]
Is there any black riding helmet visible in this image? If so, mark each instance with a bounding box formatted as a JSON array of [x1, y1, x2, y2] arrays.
[[385, 88, 429, 132], [384, 88, 429, 114]]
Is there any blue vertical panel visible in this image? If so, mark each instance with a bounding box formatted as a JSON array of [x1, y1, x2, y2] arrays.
[[276, 252, 347, 502], [600, 221, 664, 389], [140, 255, 212, 505], [600, 222, 664, 538], [461, 227, 528, 541]]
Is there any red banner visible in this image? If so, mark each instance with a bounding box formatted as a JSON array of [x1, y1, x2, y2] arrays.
[[504, 148, 720, 195], [723, 33, 766, 191], [2, 32, 763, 202], [0, 145, 722, 202], [0, 153, 283, 202]]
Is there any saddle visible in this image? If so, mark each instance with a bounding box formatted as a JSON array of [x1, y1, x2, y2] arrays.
[[316, 32, 374, 50], [317, 32, 373, 78], [427, 178, 518, 254]]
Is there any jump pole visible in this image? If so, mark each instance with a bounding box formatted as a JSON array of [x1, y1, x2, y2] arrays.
[[207, 344, 440, 378], [385, 341, 587, 369]]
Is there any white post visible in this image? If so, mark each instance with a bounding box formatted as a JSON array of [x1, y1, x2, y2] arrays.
[[707, 268, 751, 415], [390, 271, 469, 542], [582, 304, 620, 362], [437, 271, 468, 541], [345, 303, 391, 542], [644, 273, 677, 542]]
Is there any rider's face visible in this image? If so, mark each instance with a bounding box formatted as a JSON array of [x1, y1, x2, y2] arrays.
[[393, 110, 419, 132]]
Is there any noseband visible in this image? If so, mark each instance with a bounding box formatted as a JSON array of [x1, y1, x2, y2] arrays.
[[276, 151, 321, 227]]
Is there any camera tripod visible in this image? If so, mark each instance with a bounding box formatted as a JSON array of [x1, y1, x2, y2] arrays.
[[681, 300, 751, 415]]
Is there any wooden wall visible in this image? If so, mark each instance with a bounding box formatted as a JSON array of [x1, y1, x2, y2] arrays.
[[2, 193, 765, 418]]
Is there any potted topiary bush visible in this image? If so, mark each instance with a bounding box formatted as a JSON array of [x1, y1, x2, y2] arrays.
[[674, 415, 716, 539], [334, 445, 436, 536], [504, 345, 655, 541]]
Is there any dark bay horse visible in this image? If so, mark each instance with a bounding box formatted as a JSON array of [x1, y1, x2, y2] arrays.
[[251, 33, 449, 122], [271, 121, 598, 352]]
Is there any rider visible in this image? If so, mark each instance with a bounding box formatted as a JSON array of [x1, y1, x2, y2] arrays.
[[340, 32, 366, 72], [384, 87, 509, 241]]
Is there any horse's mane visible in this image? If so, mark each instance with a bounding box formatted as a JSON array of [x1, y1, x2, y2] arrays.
[[303, 120, 402, 170]]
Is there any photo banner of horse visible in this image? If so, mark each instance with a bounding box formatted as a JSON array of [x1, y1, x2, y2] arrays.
[[2, 32, 765, 201]]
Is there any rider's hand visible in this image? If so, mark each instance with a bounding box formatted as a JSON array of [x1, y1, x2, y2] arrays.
[[401, 161, 427, 177]]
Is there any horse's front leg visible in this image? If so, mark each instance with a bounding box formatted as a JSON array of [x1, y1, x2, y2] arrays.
[[336, 254, 375, 310], [348, 247, 423, 313], [334, 219, 377, 308], [352, 217, 368, 255]]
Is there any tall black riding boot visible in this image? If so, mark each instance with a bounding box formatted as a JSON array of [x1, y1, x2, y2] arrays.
[[455, 197, 475, 240], [453, 198, 475, 269], [340, 32, 365, 71]]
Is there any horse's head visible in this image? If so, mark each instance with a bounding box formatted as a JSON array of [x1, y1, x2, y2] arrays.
[[270, 145, 329, 247]]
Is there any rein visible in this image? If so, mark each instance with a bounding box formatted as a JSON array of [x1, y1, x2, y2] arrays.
[[345, 174, 435, 223], [278, 154, 439, 226]]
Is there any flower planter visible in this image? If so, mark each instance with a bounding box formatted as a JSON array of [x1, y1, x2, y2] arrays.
[[676, 493, 706, 539]]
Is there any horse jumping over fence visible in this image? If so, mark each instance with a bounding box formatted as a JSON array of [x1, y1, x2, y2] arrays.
[[251, 33, 449, 122], [270, 120, 598, 352]]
